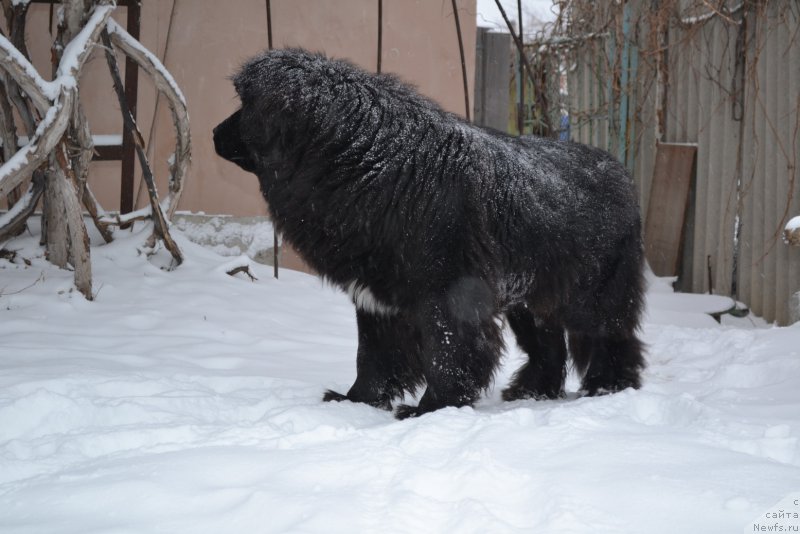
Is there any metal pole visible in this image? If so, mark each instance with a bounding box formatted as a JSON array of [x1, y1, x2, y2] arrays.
[[492, 0, 541, 118], [451, 0, 470, 121], [618, 1, 631, 165], [266, 0, 278, 279], [377, 0, 383, 73], [517, 0, 524, 135], [119, 0, 141, 215]]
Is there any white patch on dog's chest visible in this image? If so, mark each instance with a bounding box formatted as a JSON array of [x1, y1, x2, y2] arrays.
[[345, 281, 398, 315]]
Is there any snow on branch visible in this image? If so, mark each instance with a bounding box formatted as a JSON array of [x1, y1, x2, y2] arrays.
[[0, 32, 51, 112], [106, 18, 186, 106], [679, 2, 744, 27], [1, 0, 190, 293], [55, 4, 115, 85], [106, 17, 191, 219], [0, 2, 113, 197], [99, 26, 183, 266], [785, 216, 800, 246], [0, 92, 74, 197], [0, 177, 43, 247], [0, 3, 115, 110]]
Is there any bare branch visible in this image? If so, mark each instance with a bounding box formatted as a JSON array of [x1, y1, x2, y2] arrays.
[[1, 1, 190, 290], [107, 18, 190, 220], [101, 28, 183, 267], [786, 217, 800, 247], [0, 88, 75, 198], [54, 3, 115, 82], [0, 271, 44, 297], [0, 76, 17, 163], [2, 0, 39, 137], [99, 204, 152, 226], [0, 3, 113, 199], [492, 0, 553, 135], [80, 182, 114, 243], [0, 174, 44, 246], [0, 32, 51, 113], [227, 265, 258, 281]]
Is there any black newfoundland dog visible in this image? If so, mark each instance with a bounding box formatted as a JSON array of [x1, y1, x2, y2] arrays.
[[214, 49, 646, 419]]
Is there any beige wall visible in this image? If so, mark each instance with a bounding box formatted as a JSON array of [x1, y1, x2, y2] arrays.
[[13, 0, 476, 217]]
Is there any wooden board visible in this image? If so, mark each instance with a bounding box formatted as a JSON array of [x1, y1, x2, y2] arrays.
[[644, 143, 697, 277]]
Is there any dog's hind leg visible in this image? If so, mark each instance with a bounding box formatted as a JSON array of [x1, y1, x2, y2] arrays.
[[569, 333, 645, 396], [501, 304, 567, 401], [395, 288, 503, 419], [324, 309, 424, 410]]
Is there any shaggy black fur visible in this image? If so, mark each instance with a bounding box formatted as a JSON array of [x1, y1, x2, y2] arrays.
[[213, 49, 646, 419]]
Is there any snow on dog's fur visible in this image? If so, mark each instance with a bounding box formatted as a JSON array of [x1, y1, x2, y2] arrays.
[[213, 49, 646, 418]]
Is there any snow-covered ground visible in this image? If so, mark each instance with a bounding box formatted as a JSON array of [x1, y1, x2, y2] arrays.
[[1, 223, 798, 533]]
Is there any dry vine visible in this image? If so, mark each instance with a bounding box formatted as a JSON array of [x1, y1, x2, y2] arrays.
[[0, 0, 191, 298], [527, 0, 799, 320], [532, 0, 799, 241]]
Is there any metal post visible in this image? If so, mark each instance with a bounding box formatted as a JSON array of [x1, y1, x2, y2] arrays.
[[451, 0, 470, 121], [119, 0, 140, 215], [617, 1, 631, 165], [265, 0, 280, 278], [377, 0, 382, 73], [606, 33, 615, 154], [626, 42, 638, 173], [517, 0, 524, 134]]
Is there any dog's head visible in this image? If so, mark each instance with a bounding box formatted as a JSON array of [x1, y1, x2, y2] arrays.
[[214, 49, 374, 178], [213, 109, 257, 173], [214, 50, 319, 176]]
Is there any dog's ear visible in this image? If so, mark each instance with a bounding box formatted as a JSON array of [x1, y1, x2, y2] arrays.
[[213, 109, 257, 173]]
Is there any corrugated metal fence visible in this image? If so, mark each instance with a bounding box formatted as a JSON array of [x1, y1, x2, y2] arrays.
[[529, 0, 800, 324]]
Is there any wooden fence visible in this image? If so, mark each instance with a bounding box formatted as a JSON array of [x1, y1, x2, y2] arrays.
[[527, 0, 800, 324]]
